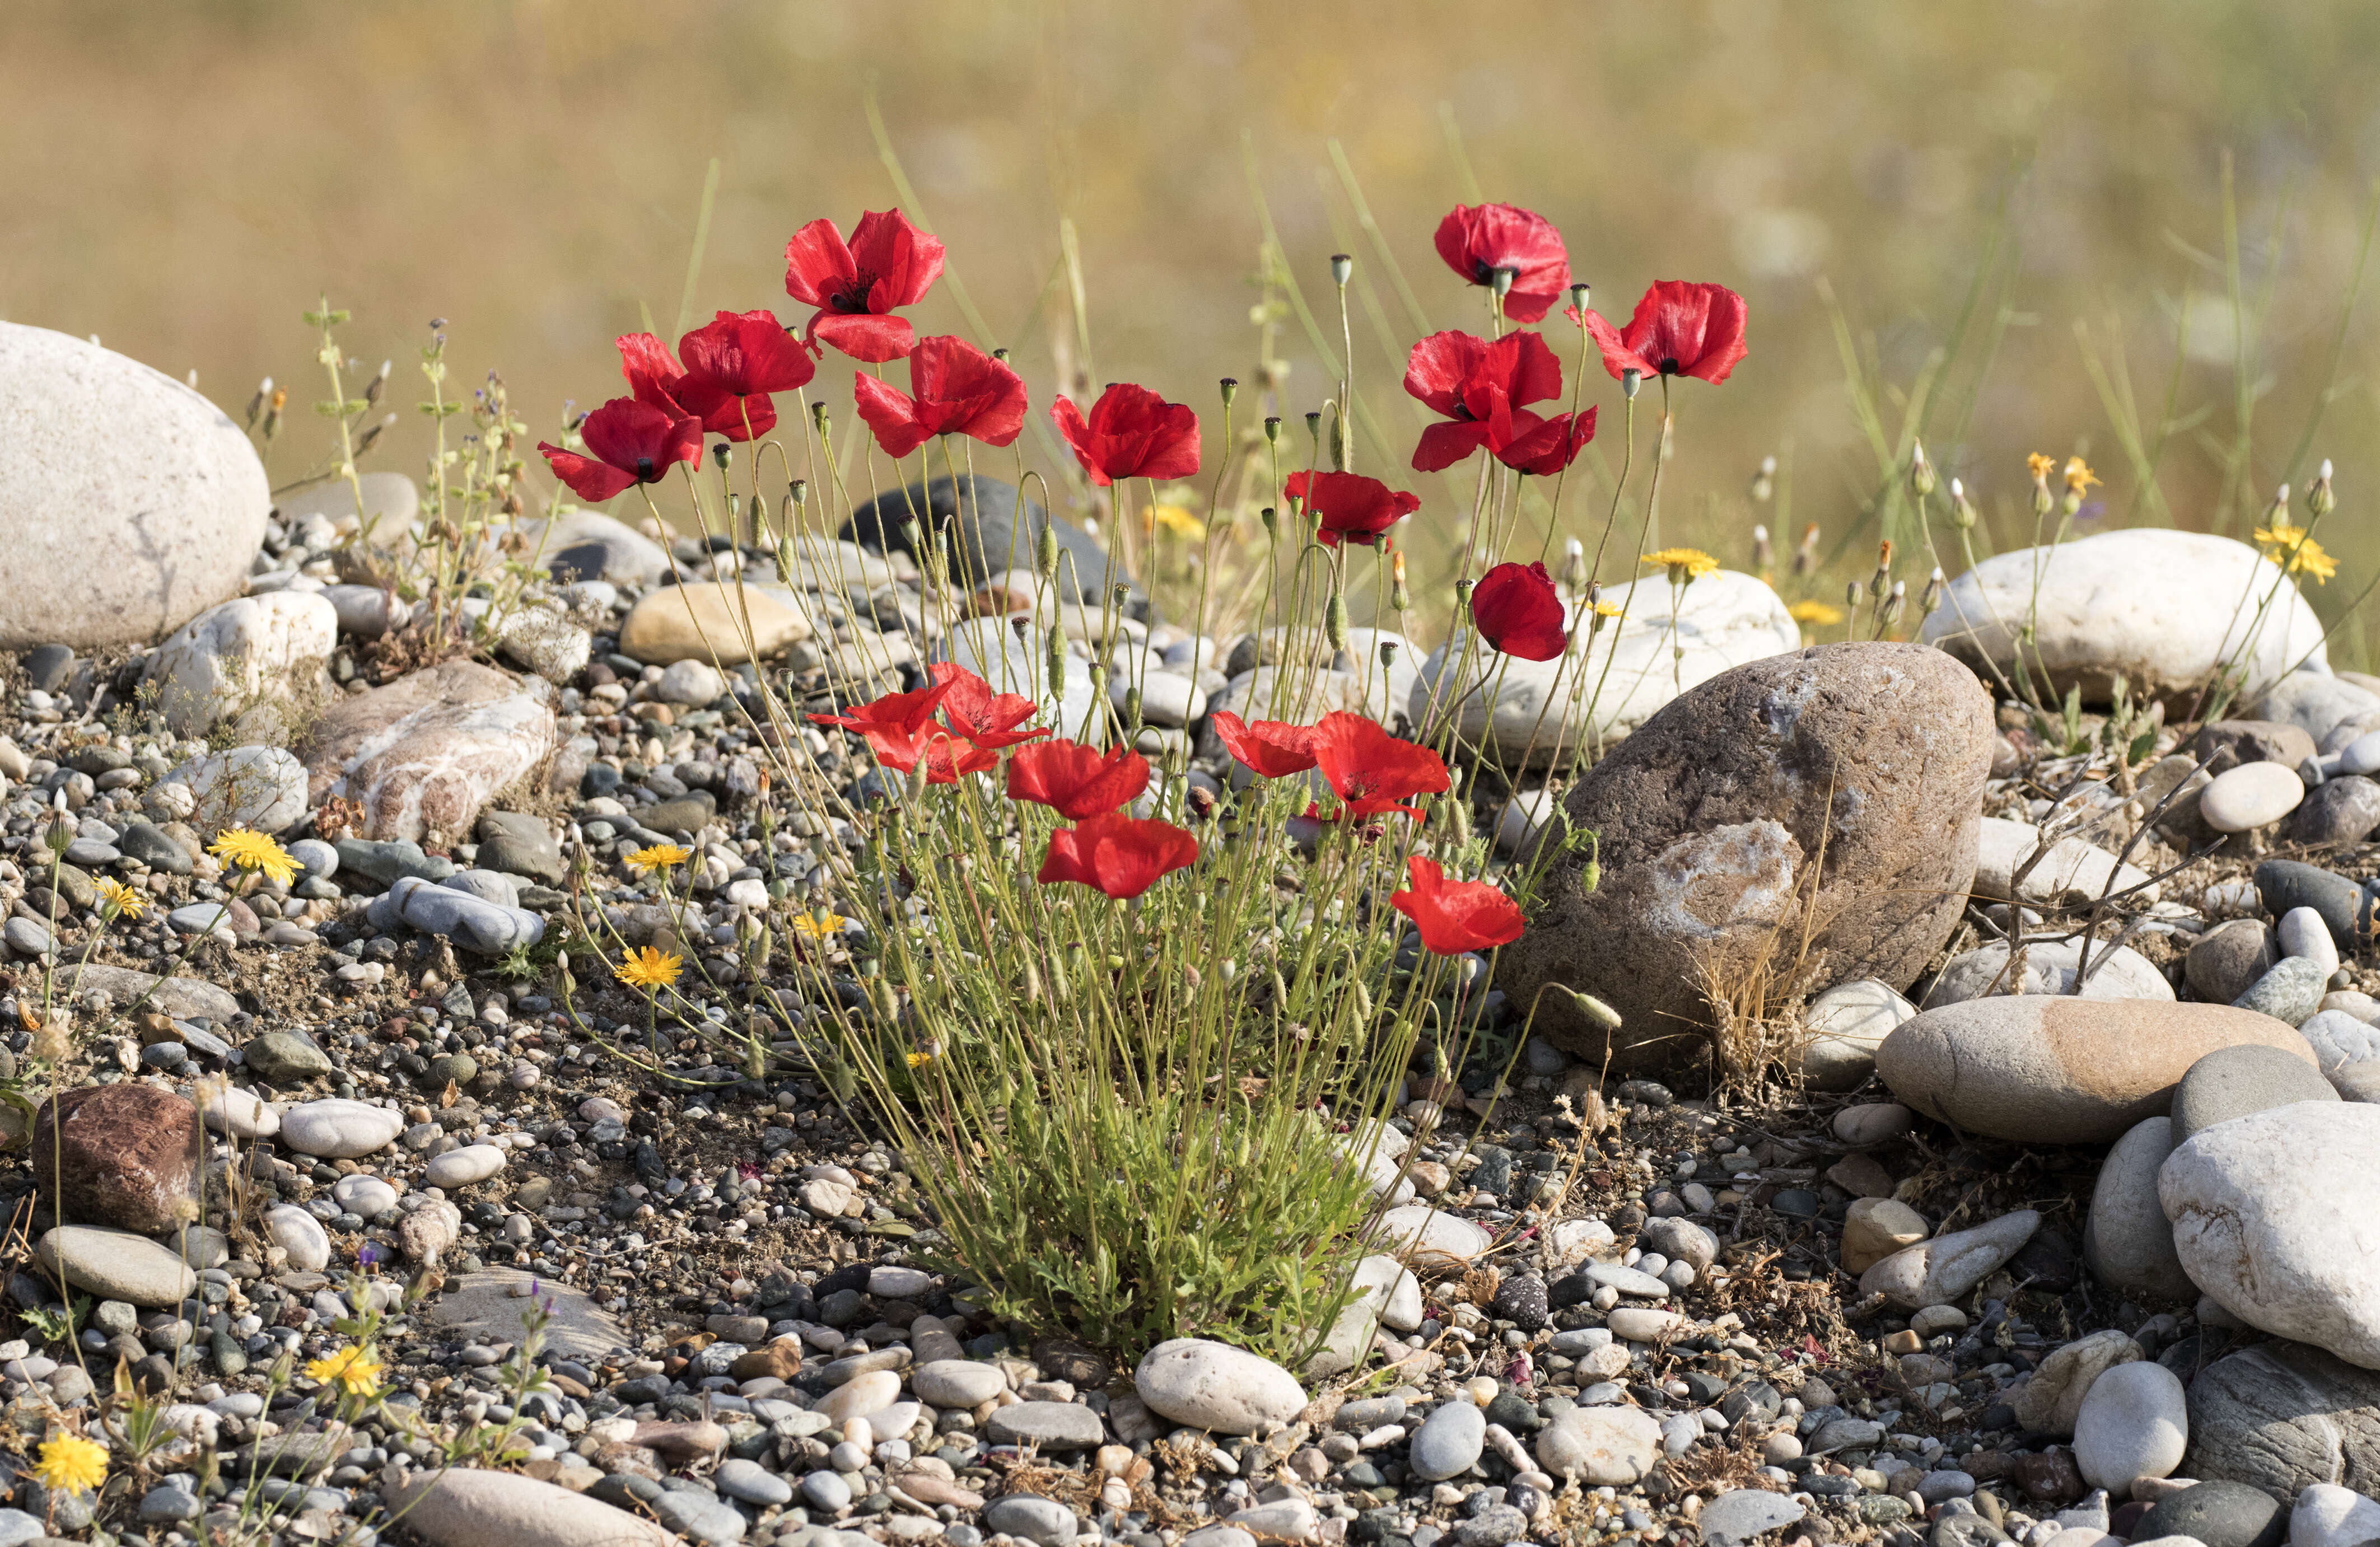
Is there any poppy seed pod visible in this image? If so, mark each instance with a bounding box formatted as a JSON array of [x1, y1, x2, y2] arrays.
[[1264, 416, 1282, 446], [712, 442, 732, 470], [1304, 410, 1323, 450], [812, 400, 832, 433], [902, 520, 923, 553], [1454, 577, 1474, 616], [1379, 638, 1401, 671], [1621, 368, 1642, 400], [1569, 282, 1590, 316], [1490, 266, 1516, 298], [1330, 254, 1353, 287], [1260, 506, 1278, 538], [992, 346, 1010, 361], [1882, 580, 1907, 628], [1220, 377, 1238, 409]]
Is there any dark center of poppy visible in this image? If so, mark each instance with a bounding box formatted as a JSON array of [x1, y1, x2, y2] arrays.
[[1659, 358, 1681, 374], [636, 456, 655, 479], [830, 272, 879, 314]]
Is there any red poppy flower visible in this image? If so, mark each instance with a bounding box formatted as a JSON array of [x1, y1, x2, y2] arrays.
[[1308, 711, 1449, 817], [1284, 470, 1421, 549], [928, 663, 1048, 750], [1404, 331, 1561, 471], [1434, 203, 1571, 324], [1038, 812, 1198, 900], [615, 322, 796, 443], [853, 336, 1029, 459], [1495, 408, 1597, 476], [809, 677, 958, 767], [1052, 384, 1201, 487], [1208, 711, 1319, 779], [1007, 739, 1149, 819], [678, 309, 816, 438], [894, 732, 1002, 784], [783, 209, 946, 363], [1574, 282, 1749, 385], [537, 398, 703, 503], [1473, 562, 1568, 661], [1394, 857, 1525, 955]]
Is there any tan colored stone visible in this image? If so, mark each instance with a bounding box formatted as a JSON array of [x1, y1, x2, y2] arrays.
[[1842, 1197, 1930, 1274], [1875, 998, 2318, 1144], [1503, 643, 1994, 1071], [385, 1466, 673, 1546], [619, 581, 813, 666], [300, 658, 556, 844], [2012, 1329, 2143, 1436]]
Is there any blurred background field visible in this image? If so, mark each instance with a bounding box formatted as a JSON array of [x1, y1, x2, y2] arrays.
[[9, 0, 2380, 656]]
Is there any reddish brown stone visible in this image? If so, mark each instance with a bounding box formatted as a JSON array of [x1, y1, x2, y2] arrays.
[[29, 1084, 200, 1234], [2013, 1446, 2087, 1506]]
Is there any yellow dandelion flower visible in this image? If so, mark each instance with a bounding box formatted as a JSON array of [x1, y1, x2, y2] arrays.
[[1590, 600, 1625, 619], [304, 1343, 385, 1398], [32, 1433, 107, 1494], [1789, 600, 1846, 627], [2063, 457, 2100, 497], [209, 828, 297, 887], [1149, 504, 1206, 541], [94, 878, 147, 921], [2026, 452, 2056, 483], [904, 1049, 936, 1069], [1641, 548, 1719, 582], [2256, 524, 2337, 583], [791, 909, 847, 941], [625, 843, 692, 876], [615, 946, 683, 990]]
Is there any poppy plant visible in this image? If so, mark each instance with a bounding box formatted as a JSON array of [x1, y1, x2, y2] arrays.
[[853, 336, 1029, 458], [1403, 331, 1597, 475], [537, 398, 703, 504], [1575, 281, 1749, 385], [928, 663, 1048, 750], [1208, 711, 1319, 779], [1307, 711, 1449, 817], [1434, 203, 1571, 324], [615, 320, 804, 442], [1285, 470, 1421, 549], [677, 309, 817, 436], [809, 678, 958, 765], [1052, 383, 1201, 487], [783, 208, 946, 363], [1006, 739, 1150, 819], [1472, 561, 1568, 661], [1392, 856, 1527, 955], [1038, 812, 1198, 900]]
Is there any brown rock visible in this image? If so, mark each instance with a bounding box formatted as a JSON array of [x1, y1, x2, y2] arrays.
[[1875, 998, 2317, 1144], [2013, 1446, 2088, 1506], [898, 1471, 986, 1510], [1842, 1197, 1929, 1275], [298, 658, 556, 844], [29, 1085, 199, 1233], [2185, 919, 2278, 1004], [1502, 643, 1993, 1071], [729, 1341, 805, 1382], [1032, 1334, 1114, 1390], [2194, 719, 2318, 775], [1825, 1153, 1896, 1199], [630, 1419, 728, 1462]]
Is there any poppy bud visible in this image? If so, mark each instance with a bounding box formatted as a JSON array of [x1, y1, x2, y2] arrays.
[[1752, 524, 1772, 574], [1023, 959, 1043, 1003], [992, 347, 1011, 361], [812, 400, 832, 433], [1260, 506, 1278, 539], [1580, 857, 1600, 891], [1445, 796, 1472, 847], [1220, 377, 1238, 410], [1327, 591, 1349, 650], [1390, 550, 1409, 611], [1621, 369, 1642, 400], [1123, 685, 1143, 730], [1750, 454, 1776, 504], [1454, 577, 1474, 620], [1921, 567, 1945, 614], [1950, 478, 1977, 531], [1565, 988, 1622, 1031], [1112, 583, 1131, 611], [1330, 254, 1353, 287], [1352, 976, 1373, 1022], [1264, 416, 1282, 447], [363, 359, 390, 407], [1046, 620, 1068, 688], [746, 492, 764, 542], [1882, 580, 1907, 629]]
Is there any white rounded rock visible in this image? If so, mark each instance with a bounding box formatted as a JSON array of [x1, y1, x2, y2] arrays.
[[1860, 1210, 2041, 1308], [2159, 1102, 2380, 1367], [2292, 1483, 2380, 1547], [265, 1204, 332, 1273], [911, 1360, 1007, 1409], [0, 324, 270, 650], [818, 1370, 903, 1423], [1800, 979, 1917, 1091], [1373, 1206, 1493, 1263], [2199, 761, 2306, 833], [2071, 1360, 2187, 1494], [2279, 905, 2344, 977], [1928, 939, 2173, 1004], [143, 591, 338, 737], [199, 1086, 279, 1140], [1534, 1405, 1662, 1485], [1135, 1338, 1307, 1436], [332, 1175, 398, 1217], [279, 1099, 405, 1159], [424, 1144, 507, 1191]]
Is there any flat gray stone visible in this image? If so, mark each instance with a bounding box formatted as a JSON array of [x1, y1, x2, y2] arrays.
[[986, 1400, 1105, 1449], [424, 1268, 628, 1362], [1699, 1489, 1808, 1547], [2171, 1043, 2339, 1142]]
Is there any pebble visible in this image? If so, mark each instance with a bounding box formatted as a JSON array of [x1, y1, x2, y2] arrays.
[[912, 1359, 1006, 1408], [1860, 1210, 2038, 1308], [981, 1495, 1077, 1547], [2072, 1361, 2188, 1495], [712, 1457, 792, 1506], [265, 1204, 331, 1272], [2169, 1043, 2337, 1142], [2233, 955, 2332, 1026], [2199, 761, 2306, 831], [1134, 1338, 1306, 1436], [332, 1175, 398, 1217], [424, 1144, 508, 1190], [1534, 1405, 1662, 1485], [386, 1466, 674, 1546], [279, 1099, 405, 1158], [1408, 1399, 1486, 1480]]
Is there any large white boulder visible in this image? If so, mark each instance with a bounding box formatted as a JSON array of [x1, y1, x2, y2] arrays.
[[143, 592, 337, 737], [1411, 568, 1798, 761], [0, 324, 270, 649], [1922, 529, 2327, 709]]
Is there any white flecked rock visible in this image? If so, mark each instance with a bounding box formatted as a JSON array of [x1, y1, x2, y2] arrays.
[[2200, 762, 2307, 833], [1922, 529, 2328, 709], [1413, 569, 1800, 760], [1972, 817, 2159, 906], [162, 745, 310, 834], [1135, 1338, 1307, 1436], [1800, 979, 1918, 1091], [144, 591, 337, 737], [1373, 1206, 1493, 1263], [0, 324, 270, 650], [301, 658, 557, 844], [199, 1086, 278, 1140], [278, 1099, 405, 1158], [332, 1175, 398, 1217], [424, 1144, 507, 1190], [819, 1370, 903, 1423], [385, 1465, 673, 1547], [2160, 1102, 2380, 1367], [264, 1204, 330, 1272], [2071, 1360, 2188, 1494], [2300, 1009, 2380, 1072], [1859, 1210, 2041, 1308], [1534, 1405, 1663, 1485]]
